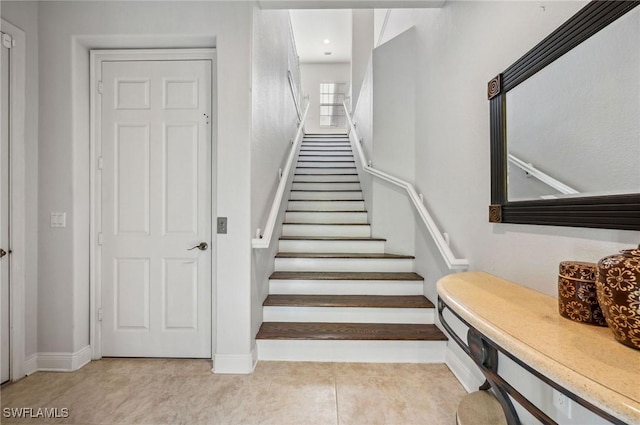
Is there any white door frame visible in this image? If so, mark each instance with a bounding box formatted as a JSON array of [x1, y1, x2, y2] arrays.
[[1, 19, 27, 382], [89, 48, 217, 359]]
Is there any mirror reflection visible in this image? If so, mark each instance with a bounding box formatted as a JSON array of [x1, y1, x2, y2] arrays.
[[506, 7, 640, 202]]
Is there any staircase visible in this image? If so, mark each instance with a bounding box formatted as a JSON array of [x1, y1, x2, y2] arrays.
[[256, 133, 447, 363]]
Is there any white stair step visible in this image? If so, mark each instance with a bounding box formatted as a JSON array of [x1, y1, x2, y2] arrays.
[[294, 174, 359, 182], [257, 340, 446, 363], [285, 211, 368, 224], [300, 145, 351, 152], [292, 182, 361, 191], [303, 137, 349, 142], [269, 278, 423, 295], [295, 167, 357, 175], [281, 223, 371, 237], [263, 306, 433, 324], [278, 238, 385, 253], [302, 141, 351, 146], [298, 151, 353, 156], [298, 152, 354, 162], [297, 161, 356, 168], [287, 200, 364, 211], [289, 191, 363, 200], [274, 256, 414, 272]]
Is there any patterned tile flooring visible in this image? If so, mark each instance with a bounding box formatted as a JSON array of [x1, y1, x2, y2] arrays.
[[1, 359, 466, 425]]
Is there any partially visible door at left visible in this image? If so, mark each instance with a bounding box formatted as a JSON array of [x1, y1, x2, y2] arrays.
[[1, 33, 11, 383]]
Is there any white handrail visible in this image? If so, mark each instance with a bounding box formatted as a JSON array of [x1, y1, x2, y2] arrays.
[[252, 103, 310, 249], [508, 154, 579, 195], [343, 102, 469, 271]]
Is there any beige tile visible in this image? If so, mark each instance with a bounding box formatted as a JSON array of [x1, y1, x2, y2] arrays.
[[0, 359, 464, 425]]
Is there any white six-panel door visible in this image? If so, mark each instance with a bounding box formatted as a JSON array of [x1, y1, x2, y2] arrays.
[[100, 59, 212, 358]]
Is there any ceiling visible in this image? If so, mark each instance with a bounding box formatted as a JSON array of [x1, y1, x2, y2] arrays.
[[289, 9, 352, 64]]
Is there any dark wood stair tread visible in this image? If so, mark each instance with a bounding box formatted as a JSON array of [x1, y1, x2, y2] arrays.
[[275, 252, 414, 259], [289, 199, 363, 202], [256, 322, 446, 341], [269, 271, 423, 281], [285, 210, 366, 213], [263, 295, 433, 309], [290, 190, 362, 192], [294, 173, 358, 176], [279, 236, 383, 241]]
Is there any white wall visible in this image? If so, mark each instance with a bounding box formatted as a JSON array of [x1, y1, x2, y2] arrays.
[[0, 1, 39, 360], [369, 28, 416, 255], [34, 1, 254, 370], [300, 62, 350, 134], [250, 7, 300, 345], [351, 9, 373, 110]]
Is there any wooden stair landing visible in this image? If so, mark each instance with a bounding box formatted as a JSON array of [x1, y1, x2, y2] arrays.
[[256, 322, 446, 341], [269, 271, 423, 280], [263, 294, 434, 309]]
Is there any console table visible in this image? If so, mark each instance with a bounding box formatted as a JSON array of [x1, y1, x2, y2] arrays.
[[437, 272, 639, 425]]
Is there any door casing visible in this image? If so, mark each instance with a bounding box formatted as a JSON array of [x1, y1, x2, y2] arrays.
[[0, 19, 27, 382], [89, 48, 217, 360]]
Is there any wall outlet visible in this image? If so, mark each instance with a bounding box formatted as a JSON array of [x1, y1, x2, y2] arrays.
[[552, 389, 572, 419]]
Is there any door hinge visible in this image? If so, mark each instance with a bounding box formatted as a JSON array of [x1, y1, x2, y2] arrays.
[[97, 156, 104, 170], [98, 308, 103, 322], [1, 33, 12, 49], [97, 232, 103, 245], [98, 80, 103, 95]]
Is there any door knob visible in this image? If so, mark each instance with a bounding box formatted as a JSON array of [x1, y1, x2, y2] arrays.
[[188, 242, 208, 251], [0, 248, 6, 258]]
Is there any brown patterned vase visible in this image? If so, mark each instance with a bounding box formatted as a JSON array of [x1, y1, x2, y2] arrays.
[[558, 261, 606, 326], [596, 245, 640, 350]]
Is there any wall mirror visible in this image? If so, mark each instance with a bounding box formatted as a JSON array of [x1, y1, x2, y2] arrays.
[[488, 1, 640, 230]]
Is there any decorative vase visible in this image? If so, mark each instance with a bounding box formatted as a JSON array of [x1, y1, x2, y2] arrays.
[[595, 245, 640, 350], [558, 261, 607, 326]]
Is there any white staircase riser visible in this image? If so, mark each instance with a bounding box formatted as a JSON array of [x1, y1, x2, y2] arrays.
[[257, 340, 446, 363], [302, 142, 351, 146], [300, 146, 352, 151], [297, 161, 356, 168], [278, 239, 384, 253], [285, 211, 368, 224], [298, 155, 354, 161], [269, 279, 423, 295], [274, 257, 414, 272], [299, 151, 353, 156], [296, 167, 357, 175], [292, 182, 361, 191], [263, 306, 434, 324], [289, 191, 363, 201], [287, 200, 364, 211], [281, 224, 371, 237], [294, 175, 359, 183]]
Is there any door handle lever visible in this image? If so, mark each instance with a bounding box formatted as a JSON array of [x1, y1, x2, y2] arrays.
[[0, 248, 6, 258], [188, 242, 208, 251]]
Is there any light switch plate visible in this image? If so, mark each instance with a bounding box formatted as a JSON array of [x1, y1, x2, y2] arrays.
[[217, 217, 227, 234], [50, 212, 66, 228]]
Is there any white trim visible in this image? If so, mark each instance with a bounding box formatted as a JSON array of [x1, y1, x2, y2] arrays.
[[35, 346, 92, 372], [445, 345, 482, 393], [1, 19, 27, 383], [24, 353, 37, 376], [343, 101, 469, 271], [212, 345, 257, 374], [376, 9, 392, 47], [89, 48, 217, 360]]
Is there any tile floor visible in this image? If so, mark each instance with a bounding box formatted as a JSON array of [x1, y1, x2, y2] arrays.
[[1, 359, 466, 425]]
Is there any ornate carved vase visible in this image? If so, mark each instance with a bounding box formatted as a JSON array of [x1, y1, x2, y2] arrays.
[[558, 261, 606, 326], [595, 246, 640, 350]]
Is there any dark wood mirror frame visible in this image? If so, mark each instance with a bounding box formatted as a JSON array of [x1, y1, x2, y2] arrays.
[[489, 1, 640, 231]]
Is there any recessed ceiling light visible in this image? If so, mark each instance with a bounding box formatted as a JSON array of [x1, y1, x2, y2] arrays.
[[323, 39, 331, 44], [324, 52, 332, 55]]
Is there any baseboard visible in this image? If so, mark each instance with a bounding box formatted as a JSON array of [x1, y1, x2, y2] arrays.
[[445, 345, 483, 393], [212, 346, 257, 374], [36, 345, 92, 372], [24, 353, 37, 376]]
